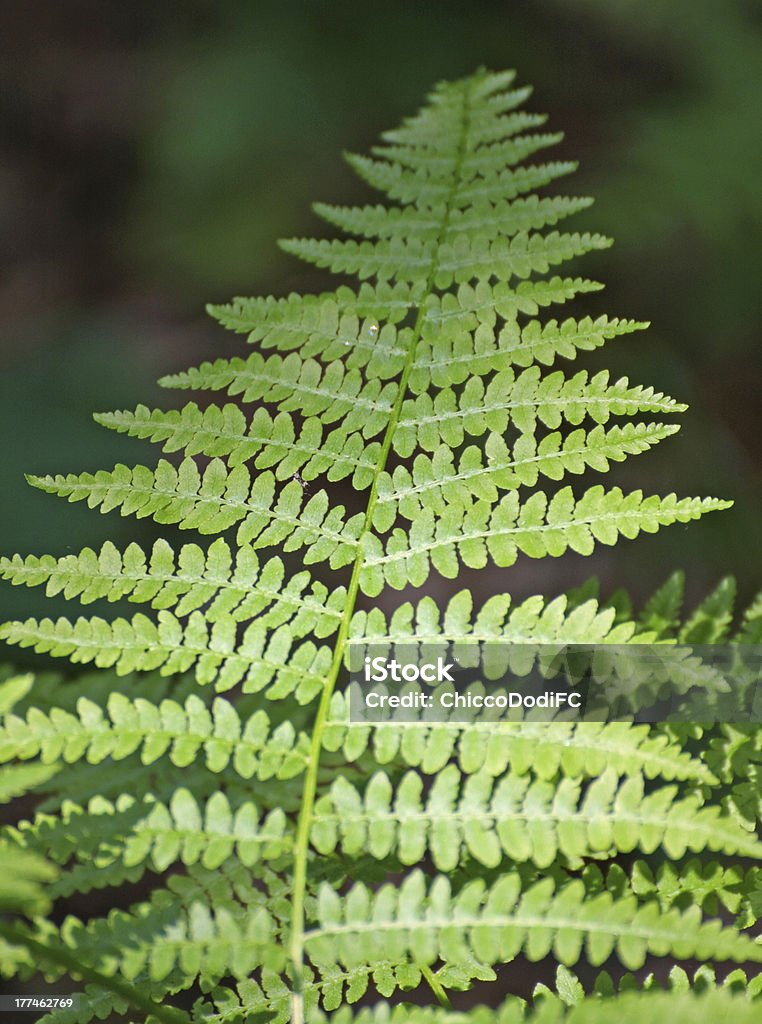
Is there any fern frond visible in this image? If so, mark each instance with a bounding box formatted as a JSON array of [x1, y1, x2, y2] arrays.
[[280, 231, 611, 287], [638, 571, 686, 638], [306, 870, 762, 972], [96, 404, 381, 487], [283, 991, 762, 1023], [373, 423, 678, 528], [1, 692, 307, 778], [0, 761, 59, 803], [423, 277, 605, 328], [27, 461, 361, 564], [10, 789, 290, 893], [0, 842, 57, 916], [0, 539, 345, 635], [410, 315, 648, 392], [630, 856, 754, 917], [351, 589, 638, 644], [55, 890, 280, 987], [206, 284, 639, 387], [161, 352, 400, 436], [380, 86, 540, 147], [374, 130, 565, 175], [0, 613, 332, 699], [344, 152, 578, 205], [360, 488, 729, 595], [552, 992, 762, 1024], [208, 281, 416, 333], [192, 961, 440, 1024], [393, 370, 685, 457], [679, 577, 737, 643], [325, 700, 715, 784], [498, 314, 649, 369], [313, 194, 593, 243], [311, 767, 760, 871], [0, 66, 745, 1023], [0, 670, 34, 713]]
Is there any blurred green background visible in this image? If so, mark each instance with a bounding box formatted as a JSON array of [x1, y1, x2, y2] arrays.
[[1, 0, 760, 627]]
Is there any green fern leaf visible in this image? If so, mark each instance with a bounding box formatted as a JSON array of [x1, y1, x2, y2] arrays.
[[311, 767, 761, 870], [0, 842, 57, 916], [306, 870, 762, 972], [0, 66, 746, 1024], [0, 690, 307, 778]]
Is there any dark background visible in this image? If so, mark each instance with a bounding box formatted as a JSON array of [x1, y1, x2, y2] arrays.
[[1, 0, 761, 627]]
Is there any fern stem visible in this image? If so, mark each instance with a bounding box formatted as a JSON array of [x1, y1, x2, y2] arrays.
[[288, 80, 474, 1023], [0, 921, 188, 1024], [421, 964, 453, 1009]]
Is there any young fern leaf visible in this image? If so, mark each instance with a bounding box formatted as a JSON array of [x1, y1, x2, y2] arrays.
[[293, 991, 762, 1023], [2, 69, 728, 633], [0, 67, 746, 1024], [311, 767, 762, 871], [0, 842, 57, 917], [1, 540, 346, 634], [0, 690, 308, 778], [323, 699, 717, 783], [306, 871, 762, 972], [10, 790, 291, 894]]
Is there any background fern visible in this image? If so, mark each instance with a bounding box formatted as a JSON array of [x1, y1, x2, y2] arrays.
[[0, 69, 759, 1023]]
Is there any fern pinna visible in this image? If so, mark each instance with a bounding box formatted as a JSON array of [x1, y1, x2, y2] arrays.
[[0, 68, 759, 1024]]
